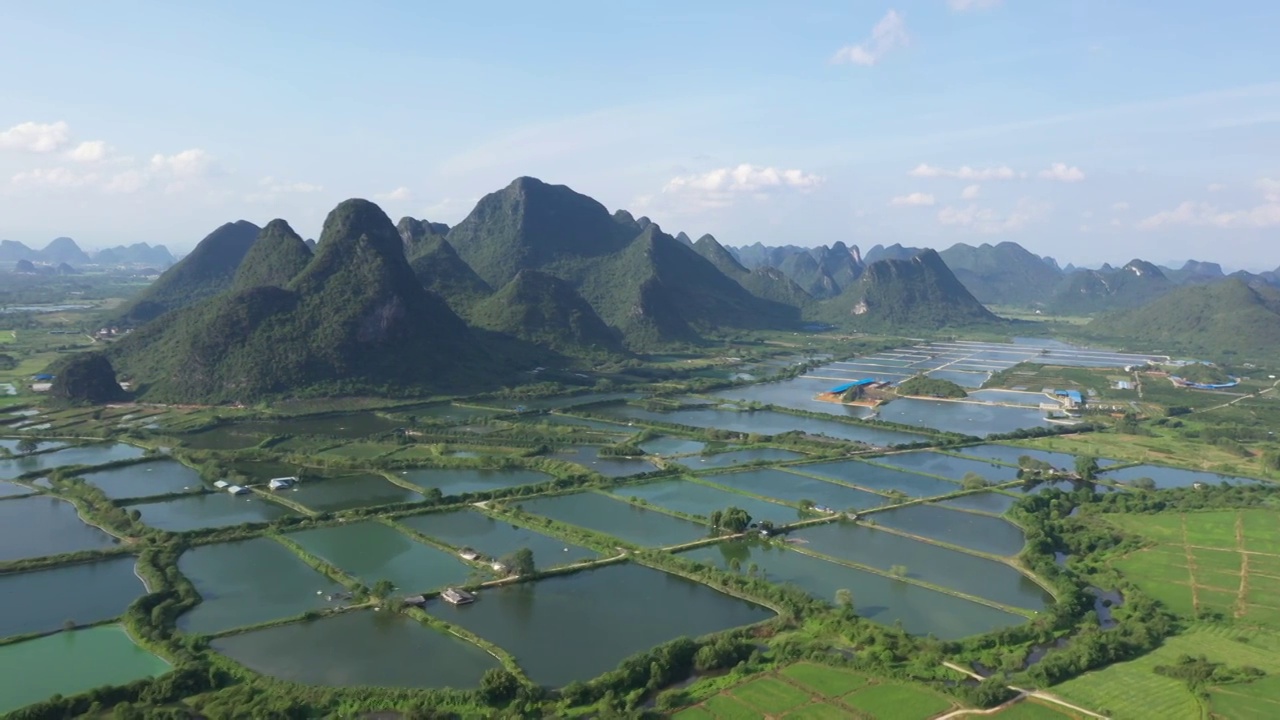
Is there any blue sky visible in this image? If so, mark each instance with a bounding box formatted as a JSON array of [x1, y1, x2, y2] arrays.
[[1, 0, 1278, 268]]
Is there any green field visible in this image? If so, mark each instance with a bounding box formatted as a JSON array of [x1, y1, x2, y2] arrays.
[[728, 677, 811, 715], [992, 699, 1083, 718], [0, 330, 15, 343], [779, 662, 867, 698], [1106, 510, 1280, 625], [841, 682, 954, 719], [1023, 432, 1278, 480], [1208, 675, 1280, 718], [1052, 624, 1280, 720]]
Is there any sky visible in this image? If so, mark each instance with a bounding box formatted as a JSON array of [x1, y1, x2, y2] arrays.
[[1, 0, 1278, 269]]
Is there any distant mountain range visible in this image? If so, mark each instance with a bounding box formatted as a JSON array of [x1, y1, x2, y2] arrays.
[[0, 237, 175, 269], [94, 175, 1280, 400]]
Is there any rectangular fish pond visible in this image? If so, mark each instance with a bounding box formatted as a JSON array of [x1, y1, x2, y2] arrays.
[[396, 509, 598, 568], [513, 492, 709, 547], [0, 442, 146, 480], [397, 467, 552, 498], [287, 521, 474, 594], [589, 403, 927, 447], [706, 468, 891, 511], [0, 555, 145, 640], [678, 447, 806, 471], [0, 495, 121, 562], [802, 460, 962, 498], [286, 473, 423, 512], [212, 609, 499, 689], [682, 541, 1026, 640], [863, 504, 1029, 557], [429, 562, 773, 687], [127, 492, 296, 532], [611, 479, 808, 526], [0, 625, 170, 715], [80, 459, 205, 500], [871, 451, 1022, 483]]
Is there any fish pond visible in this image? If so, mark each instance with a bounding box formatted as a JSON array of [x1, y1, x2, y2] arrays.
[[871, 451, 1021, 483], [638, 436, 707, 456], [81, 459, 204, 500], [682, 541, 1026, 639], [612, 479, 805, 525], [0, 480, 30, 498], [549, 446, 657, 477], [0, 625, 170, 715], [0, 555, 145, 640], [802, 460, 962, 498], [707, 468, 891, 511], [213, 610, 498, 689], [396, 509, 597, 567], [177, 537, 346, 635], [874, 399, 1052, 436], [288, 521, 473, 593], [934, 491, 1019, 515], [0, 439, 67, 454], [795, 522, 1052, 611], [954, 444, 1119, 470], [128, 493, 296, 532], [679, 447, 806, 470], [590, 403, 925, 446], [287, 474, 422, 512], [431, 562, 772, 687], [1099, 464, 1253, 488], [0, 495, 120, 561], [515, 492, 708, 547], [711, 377, 876, 419], [397, 467, 551, 497], [866, 504, 1028, 556], [0, 442, 146, 479]]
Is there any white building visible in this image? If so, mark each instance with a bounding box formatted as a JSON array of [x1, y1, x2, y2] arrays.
[[268, 476, 297, 490]]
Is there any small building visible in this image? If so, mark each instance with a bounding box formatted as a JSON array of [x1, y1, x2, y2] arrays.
[[226, 485, 249, 495], [458, 548, 481, 561], [268, 476, 297, 490], [402, 594, 427, 607], [212, 480, 230, 489], [490, 561, 508, 574], [441, 588, 475, 605], [32, 373, 54, 381], [30, 383, 52, 393]]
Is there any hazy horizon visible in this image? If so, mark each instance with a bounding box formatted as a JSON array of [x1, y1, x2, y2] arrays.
[[2, 1, 1278, 268]]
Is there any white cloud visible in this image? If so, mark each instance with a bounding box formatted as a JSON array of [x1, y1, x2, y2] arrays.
[[68, 140, 110, 163], [1207, 183, 1226, 192], [1111, 201, 1130, 211], [890, 192, 936, 207], [104, 170, 146, 194], [257, 176, 322, 194], [961, 184, 981, 199], [662, 164, 823, 209], [423, 197, 479, 222], [948, 0, 1001, 10], [10, 166, 97, 189], [1038, 162, 1086, 182], [831, 10, 908, 67], [149, 149, 214, 178], [376, 186, 412, 202], [1138, 180, 1280, 229], [937, 199, 1049, 234], [909, 163, 1016, 180], [0, 121, 70, 153]]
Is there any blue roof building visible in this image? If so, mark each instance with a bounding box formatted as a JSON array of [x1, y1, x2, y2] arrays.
[[829, 379, 876, 393]]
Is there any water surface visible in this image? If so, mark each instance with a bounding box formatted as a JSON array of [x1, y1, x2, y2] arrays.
[[1100, 464, 1251, 488], [709, 468, 890, 511], [213, 610, 498, 688], [0, 443, 146, 479], [289, 474, 422, 512], [591, 404, 924, 446], [432, 563, 772, 687], [639, 436, 708, 456], [178, 537, 345, 634], [872, 452, 1021, 483], [803, 461, 961, 498], [935, 492, 1019, 515], [0, 556, 144, 639], [0, 625, 170, 715], [955, 445, 1119, 470], [515, 492, 707, 547], [130, 493, 295, 532], [0, 495, 119, 561], [875, 399, 1051, 436], [551, 446, 657, 477], [399, 509, 596, 567], [288, 522, 473, 593], [614, 480, 803, 525], [81, 460, 203, 500], [867, 504, 1028, 556], [398, 467, 551, 497], [681, 448, 805, 470]]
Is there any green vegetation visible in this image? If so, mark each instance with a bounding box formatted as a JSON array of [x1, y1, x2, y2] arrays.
[[938, 241, 1066, 308], [1171, 362, 1232, 385], [469, 269, 625, 356], [229, 218, 313, 291], [896, 375, 968, 399], [1049, 261, 1172, 316]]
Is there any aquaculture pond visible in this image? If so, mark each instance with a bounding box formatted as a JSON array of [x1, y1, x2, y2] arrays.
[[0, 438, 67, 454], [682, 541, 1025, 639], [398, 509, 597, 567], [1099, 464, 1252, 488], [638, 436, 708, 456], [874, 399, 1052, 436], [177, 538, 346, 635], [711, 377, 877, 419], [288, 522, 473, 594], [518, 413, 629, 434], [287, 473, 422, 512], [515, 492, 708, 547], [212, 610, 499, 689], [0, 625, 170, 714], [0, 442, 146, 479], [795, 522, 1052, 611], [128, 493, 296, 532], [432, 562, 773, 687], [395, 403, 504, 424], [550, 446, 657, 477], [872, 451, 1021, 483], [965, 390, 1049, 407], [397, 467, 551, 497], [590, 403, 925, 446], [0, 556, 144, 640], [954, 444, 1119, 470], [935, 491, 1019, 515], [708, 468, 891, 511], [926, 369, 990, 388], [866, 504, 1028, 556], [802, 460, 962, 498], [472, 392, 639, 411], [613, 480, 805, 526], [0, 480, 29, 498], [0, 495, 120, 561], [81, 459, 204, 500], [680, 447, 806, 470]]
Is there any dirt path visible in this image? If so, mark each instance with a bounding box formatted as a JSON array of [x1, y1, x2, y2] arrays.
[[1181, 514, 1201, 612], [1235, 512, 1250, 619], [939, 662, 1108, 719]]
